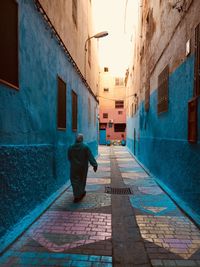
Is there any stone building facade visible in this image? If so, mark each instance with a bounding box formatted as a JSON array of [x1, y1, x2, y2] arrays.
[[99, 68, 126, 144], [126, 0, 200, 225], [0, 0, 99, 252]]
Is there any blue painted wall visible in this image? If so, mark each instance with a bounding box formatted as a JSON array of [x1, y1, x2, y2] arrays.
[[0, 0, 98, 244], [127, 55, 200, 225]]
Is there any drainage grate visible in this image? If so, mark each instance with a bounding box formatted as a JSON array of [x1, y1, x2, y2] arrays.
[[105, 186, 133, 195]]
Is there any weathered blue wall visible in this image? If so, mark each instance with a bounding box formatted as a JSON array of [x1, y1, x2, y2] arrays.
[[0, 0, 98, 248], [127, 55, 200, 225]]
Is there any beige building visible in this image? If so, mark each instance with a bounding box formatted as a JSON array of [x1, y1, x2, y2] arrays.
[[99, 67, 126, 144], [39, 0, 100, 94], [126, 0, 200, 225]]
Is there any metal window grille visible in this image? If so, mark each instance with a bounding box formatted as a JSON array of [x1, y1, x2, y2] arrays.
[[194, 24, 200, 96], [188, 97, 198, 143], [0, 0, 19, 89], [72, 91, 78, 131], [57, 77, 66, 130], [115, 100, 124, 108], [157, 65, 169, 114], [118, 111, 123, 115], [104, 67, 109, 72]]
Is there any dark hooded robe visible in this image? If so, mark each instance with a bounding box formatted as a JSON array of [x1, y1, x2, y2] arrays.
[[68, 141, 97, 198]]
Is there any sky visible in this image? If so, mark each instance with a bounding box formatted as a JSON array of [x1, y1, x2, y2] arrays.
[[92, 0, 139, 76]]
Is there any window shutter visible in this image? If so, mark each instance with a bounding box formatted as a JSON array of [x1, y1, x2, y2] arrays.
[[0, 0, 19, 89], [158, 65, 169, 114], [57, 77, 66, 129]]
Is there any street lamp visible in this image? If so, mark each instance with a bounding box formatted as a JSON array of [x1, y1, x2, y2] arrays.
[[84, 31, 108, 79]]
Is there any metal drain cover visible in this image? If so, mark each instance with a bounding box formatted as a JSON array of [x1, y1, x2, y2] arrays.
[[105, 186, 133, 195]]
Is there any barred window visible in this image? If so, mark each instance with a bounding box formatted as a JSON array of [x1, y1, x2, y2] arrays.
[[104, 67, 109, 72], [57, 77, 66, 130], [157, 65, 169, 114], [0, 0, 19, 89], [104, 88, 109, 92]]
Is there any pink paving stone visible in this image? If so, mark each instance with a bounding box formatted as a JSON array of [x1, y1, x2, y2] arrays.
[[86, 231, 97, 235], [96, 222, 106, 225], [97, 232, 111, 236], [169, 243, 189, 249], [71, 226, 86, 231], [71, 230, 87, 235], [28, 210, 112, 252], [89, 236, 106, 240]]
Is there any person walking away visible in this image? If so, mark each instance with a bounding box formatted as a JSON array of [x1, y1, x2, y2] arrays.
[[68, 134, 98, 203]]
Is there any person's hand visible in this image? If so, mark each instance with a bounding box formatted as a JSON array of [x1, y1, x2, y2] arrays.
[[93, 165, 98, 172]]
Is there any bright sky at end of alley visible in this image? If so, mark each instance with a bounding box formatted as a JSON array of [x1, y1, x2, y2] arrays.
[[92, 0, 139, 77]]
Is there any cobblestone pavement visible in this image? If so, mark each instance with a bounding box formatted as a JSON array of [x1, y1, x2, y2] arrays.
[[1, 146, 200, 267]]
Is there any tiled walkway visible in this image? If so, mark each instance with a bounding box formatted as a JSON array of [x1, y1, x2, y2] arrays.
[[1, 146, 200, 266]]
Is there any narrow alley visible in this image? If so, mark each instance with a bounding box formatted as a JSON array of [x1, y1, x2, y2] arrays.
[[1, 146, 200, 267]]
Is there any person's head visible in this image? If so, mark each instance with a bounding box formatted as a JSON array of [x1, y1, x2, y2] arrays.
[[76, 133, 83, 143]]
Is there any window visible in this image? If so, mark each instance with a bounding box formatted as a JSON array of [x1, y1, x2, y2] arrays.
[[104, 67, 109, 72], [188, 98, 198, 143], [118, 111, 123, 115], [130, 103, 134, 117], [57, 77, 66, 130], [88, 98, 91, 125], [104, 88, 109, 92], [103, 113, 108, 118], [0, 0, 18, 89], [115, 77, 124, 86], [72, 91, 78, 131], [145, 80, 150, 111], [115, 100, 124, 108], [157, 65, 169, 114], [194, 23, 200, 96], [72, 0, 77, 27], [114, 123, 126, 132], [99, 123, 107, 129]]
